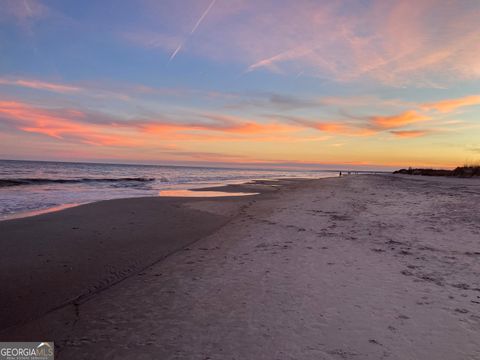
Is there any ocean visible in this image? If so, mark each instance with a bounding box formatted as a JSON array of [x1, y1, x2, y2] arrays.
[[0, 160, 339, 220]]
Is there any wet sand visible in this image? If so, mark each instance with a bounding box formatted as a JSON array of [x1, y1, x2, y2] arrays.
[[0, 195, 253, 330], [1, 175, 480, 359]]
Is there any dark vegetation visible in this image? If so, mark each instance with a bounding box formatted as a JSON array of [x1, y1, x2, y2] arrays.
[[394, 166, 480, 177]]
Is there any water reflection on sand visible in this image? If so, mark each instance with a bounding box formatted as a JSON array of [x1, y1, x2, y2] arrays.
[[159, 189, 258, 197], [1, 203, 81, 221]]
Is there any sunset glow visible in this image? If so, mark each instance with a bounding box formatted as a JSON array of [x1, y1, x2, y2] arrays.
[[1, 0, 479, 169]]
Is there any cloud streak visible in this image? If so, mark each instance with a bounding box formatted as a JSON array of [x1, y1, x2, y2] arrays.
[[0, 100, 305, 147], [3, 76, 475, 144], [422, 95, 480, 113], [0, 78, 81, 93], [129, 0, 480, 86], [0, 101, 139, 146], [372, 111, 431, 129], [390, 130, 429, 138]]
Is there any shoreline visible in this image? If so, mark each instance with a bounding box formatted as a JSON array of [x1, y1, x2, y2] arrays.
[[0, 178, 301, 331], [0, 177, 323, 222], [1, 175, 479, 359], [0, 195, 242, 330]]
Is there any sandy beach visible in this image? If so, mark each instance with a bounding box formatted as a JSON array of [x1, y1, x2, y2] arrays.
[[1, 175, 479, 359]]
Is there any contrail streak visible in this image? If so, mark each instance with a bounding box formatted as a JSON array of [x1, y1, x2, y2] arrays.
[[191, 0, 216, 34], [169, 43, 183, 62], [246, 46, 316, 73], [169, 0, 216, 62]]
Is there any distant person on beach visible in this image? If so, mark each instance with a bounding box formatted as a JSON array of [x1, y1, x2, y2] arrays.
[[339, 171, 342, 177]]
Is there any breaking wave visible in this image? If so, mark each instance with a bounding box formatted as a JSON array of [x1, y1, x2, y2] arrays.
[[0, 177, 157, 188]]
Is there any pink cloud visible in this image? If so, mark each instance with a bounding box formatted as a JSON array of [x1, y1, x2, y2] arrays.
[[1, 0, 49, 22], [273, 115, 377, 137], [126, 0, 480, 86], [0, 101, 139, 146], [390, 130, 429, 138], [0, 78, 81, 93], [0, 100, 305, 146]]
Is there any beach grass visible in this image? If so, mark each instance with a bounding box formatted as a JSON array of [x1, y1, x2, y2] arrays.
[[394, 165, 480, 177]]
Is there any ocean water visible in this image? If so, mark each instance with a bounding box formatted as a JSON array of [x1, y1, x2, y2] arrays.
[[0, 160, 338, 220]]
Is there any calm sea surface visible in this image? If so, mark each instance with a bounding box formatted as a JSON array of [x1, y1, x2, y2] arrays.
[[0, 160, 339, 220]]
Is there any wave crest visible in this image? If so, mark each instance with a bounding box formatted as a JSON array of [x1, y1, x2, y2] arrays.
[[0, 177, 156, 187]]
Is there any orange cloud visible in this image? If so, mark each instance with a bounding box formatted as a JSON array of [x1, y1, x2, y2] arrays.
[[273, 114, 378, 137], [0, 101, 138, 146], [311, 122, 376, 136], [201, 113, 299, 134], [372, 111, 430, 129], [390, 130, 428, 138], [0, 100, 307, 147], [142, 113, 299, 136], [422, 94, 480, 113], [314, 123, 346, 133]]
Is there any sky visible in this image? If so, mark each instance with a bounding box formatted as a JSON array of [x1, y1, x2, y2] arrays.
[[0, 0, 479, 170]]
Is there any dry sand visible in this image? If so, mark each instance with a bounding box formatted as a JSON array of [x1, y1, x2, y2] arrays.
[[1, 175, 480, 359]]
